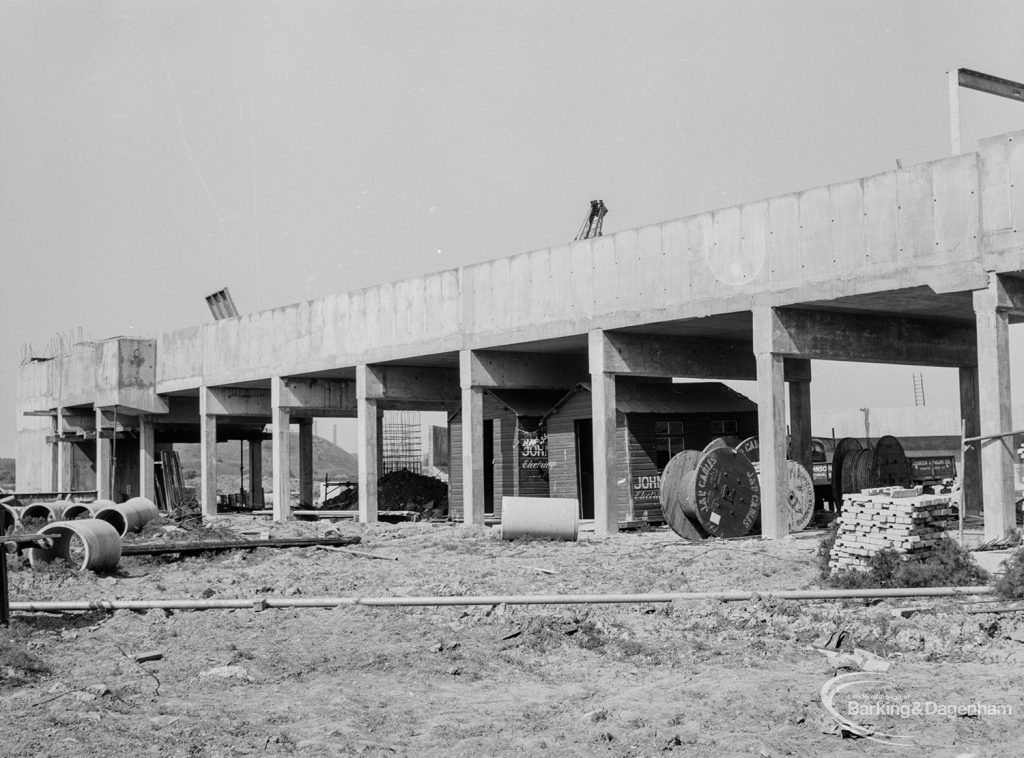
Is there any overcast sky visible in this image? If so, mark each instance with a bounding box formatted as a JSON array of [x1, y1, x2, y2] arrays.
[[2, 0, 1024, 457]]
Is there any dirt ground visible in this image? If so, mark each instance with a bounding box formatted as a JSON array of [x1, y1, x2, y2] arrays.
[[2, 517, 1023, 757]]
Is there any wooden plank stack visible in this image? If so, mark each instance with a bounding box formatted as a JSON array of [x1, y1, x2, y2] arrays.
[[829, 487, 954, 573]]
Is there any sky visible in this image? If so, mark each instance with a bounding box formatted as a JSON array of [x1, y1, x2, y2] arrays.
[[2, 0, 1024, 457]]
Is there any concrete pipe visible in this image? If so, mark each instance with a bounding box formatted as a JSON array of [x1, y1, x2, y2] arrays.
[[63, 499, 114, 520], [21, 501, 70, 526], [500, 497, 578, 541], [27, 519, 122, 572], [94, 497, 160, 536], [1, 503, 19, 534]]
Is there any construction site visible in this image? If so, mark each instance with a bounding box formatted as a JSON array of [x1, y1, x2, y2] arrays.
[[4, 3, 1024, 752]]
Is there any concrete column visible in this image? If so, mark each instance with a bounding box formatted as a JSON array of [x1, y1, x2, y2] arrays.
[[787, 362, 812, 472], [461, 385, 485, 526], [271, 377, 291, 522], [298, 418, 314, 507], [139, 414, 155, 501], [588, 331, 619, 537], [754, 307, 789, 540], [95, 408, 111, 500], [974, 282, 1016, 539], [199, 390, 218, 518], [458, 350, 485, 525], [356, 364, 380, 523], [249, 439, 265, 507], [56, 411, 73, 493], [958, 366, 982, 517]]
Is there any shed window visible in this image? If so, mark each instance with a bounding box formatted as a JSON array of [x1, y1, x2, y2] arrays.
[[710, 419, 738, 435], [654, 421, 685, 470]]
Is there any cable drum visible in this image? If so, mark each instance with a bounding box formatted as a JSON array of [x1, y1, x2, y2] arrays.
[[677, 447, 760, 538], [835, 437, 912, 509], [871, 435, 912, 487], [785, 461, 815, 532], [830, 438, 863, 509], [659, 450, 705, 540]]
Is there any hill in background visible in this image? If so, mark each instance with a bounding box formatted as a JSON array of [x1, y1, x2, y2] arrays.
[[175, 432, 357, 488]]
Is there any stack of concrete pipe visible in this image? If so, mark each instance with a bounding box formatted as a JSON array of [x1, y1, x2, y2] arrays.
[[7, 497, 160, 572]]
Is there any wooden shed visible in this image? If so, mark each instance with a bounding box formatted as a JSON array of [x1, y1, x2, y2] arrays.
[[542, 380, 759, 523], [448, 389, 567, 519]]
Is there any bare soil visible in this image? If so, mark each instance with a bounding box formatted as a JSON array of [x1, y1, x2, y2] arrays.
[[2, 519, 1023, 757]]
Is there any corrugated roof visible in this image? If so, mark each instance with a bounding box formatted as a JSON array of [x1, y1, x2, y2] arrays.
[[486, 388, 568, 417], [543, 380, 756, 420]]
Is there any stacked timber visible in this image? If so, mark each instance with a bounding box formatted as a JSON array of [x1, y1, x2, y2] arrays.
[[828, 488, 954, 572]]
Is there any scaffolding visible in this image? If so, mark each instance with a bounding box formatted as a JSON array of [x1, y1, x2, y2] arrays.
[[382, 410, 422, 474]]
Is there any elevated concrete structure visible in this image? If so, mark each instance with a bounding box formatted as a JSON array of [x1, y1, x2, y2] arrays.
[[16, 131, 1024, 540]]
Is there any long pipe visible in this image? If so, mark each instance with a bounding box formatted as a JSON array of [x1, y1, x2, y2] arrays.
[[8, 586, 993, 613]]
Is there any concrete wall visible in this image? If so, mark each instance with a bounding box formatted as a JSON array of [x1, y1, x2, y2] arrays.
[[136, 132, 1024, 393]]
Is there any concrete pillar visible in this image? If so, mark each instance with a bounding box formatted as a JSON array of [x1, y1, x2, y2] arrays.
[[461, 386, 485, 526], [588, 331, 619, 537], [298, 418, 314, 507], [754, 307, 788, 540], [459, 350, 485, 525], [958, 366, 982, 517], [55, 411, 73, 493], [95, 408, 111, 500], [199, 390, 218, 517], [787, 363, 813, 472], [139, 414, 155, 501], [271, 377, 291, 522], [249, 439, 265, 507], [355, 365, 379, 523], [973, 282, 1016, 539]]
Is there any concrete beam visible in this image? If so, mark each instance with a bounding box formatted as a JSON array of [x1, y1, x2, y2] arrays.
[[588, 331, 619, 537], [355, 365, 379, 523], [270, 377, 291, 522], [753, 308, 789, 540], [205, 387, 272, 417], [276, 378, 355, 417], [599, 332, 812, 381], [974, 278, 1016, 539], [467, 350, 588, 389], [768, 308, 977, 367], [199, 389, 218, 518], [459, 351, 486, 526], [362, 365, 460, 409]]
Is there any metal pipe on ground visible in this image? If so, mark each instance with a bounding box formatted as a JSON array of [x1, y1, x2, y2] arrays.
[[7, 585, 993, 613]]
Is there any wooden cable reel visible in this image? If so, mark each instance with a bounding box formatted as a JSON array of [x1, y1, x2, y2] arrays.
[[670, 447, 761, 538], [830, 437, 863, 510], [659, 450, 704, 539], [833, 436, 911, 509], [733, 436, 814, 532]]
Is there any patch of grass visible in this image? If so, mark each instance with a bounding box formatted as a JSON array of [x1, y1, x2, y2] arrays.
[[994, 547, 1024, 600], [823, 537, 989, 589], [0, 631, 50, 685]]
